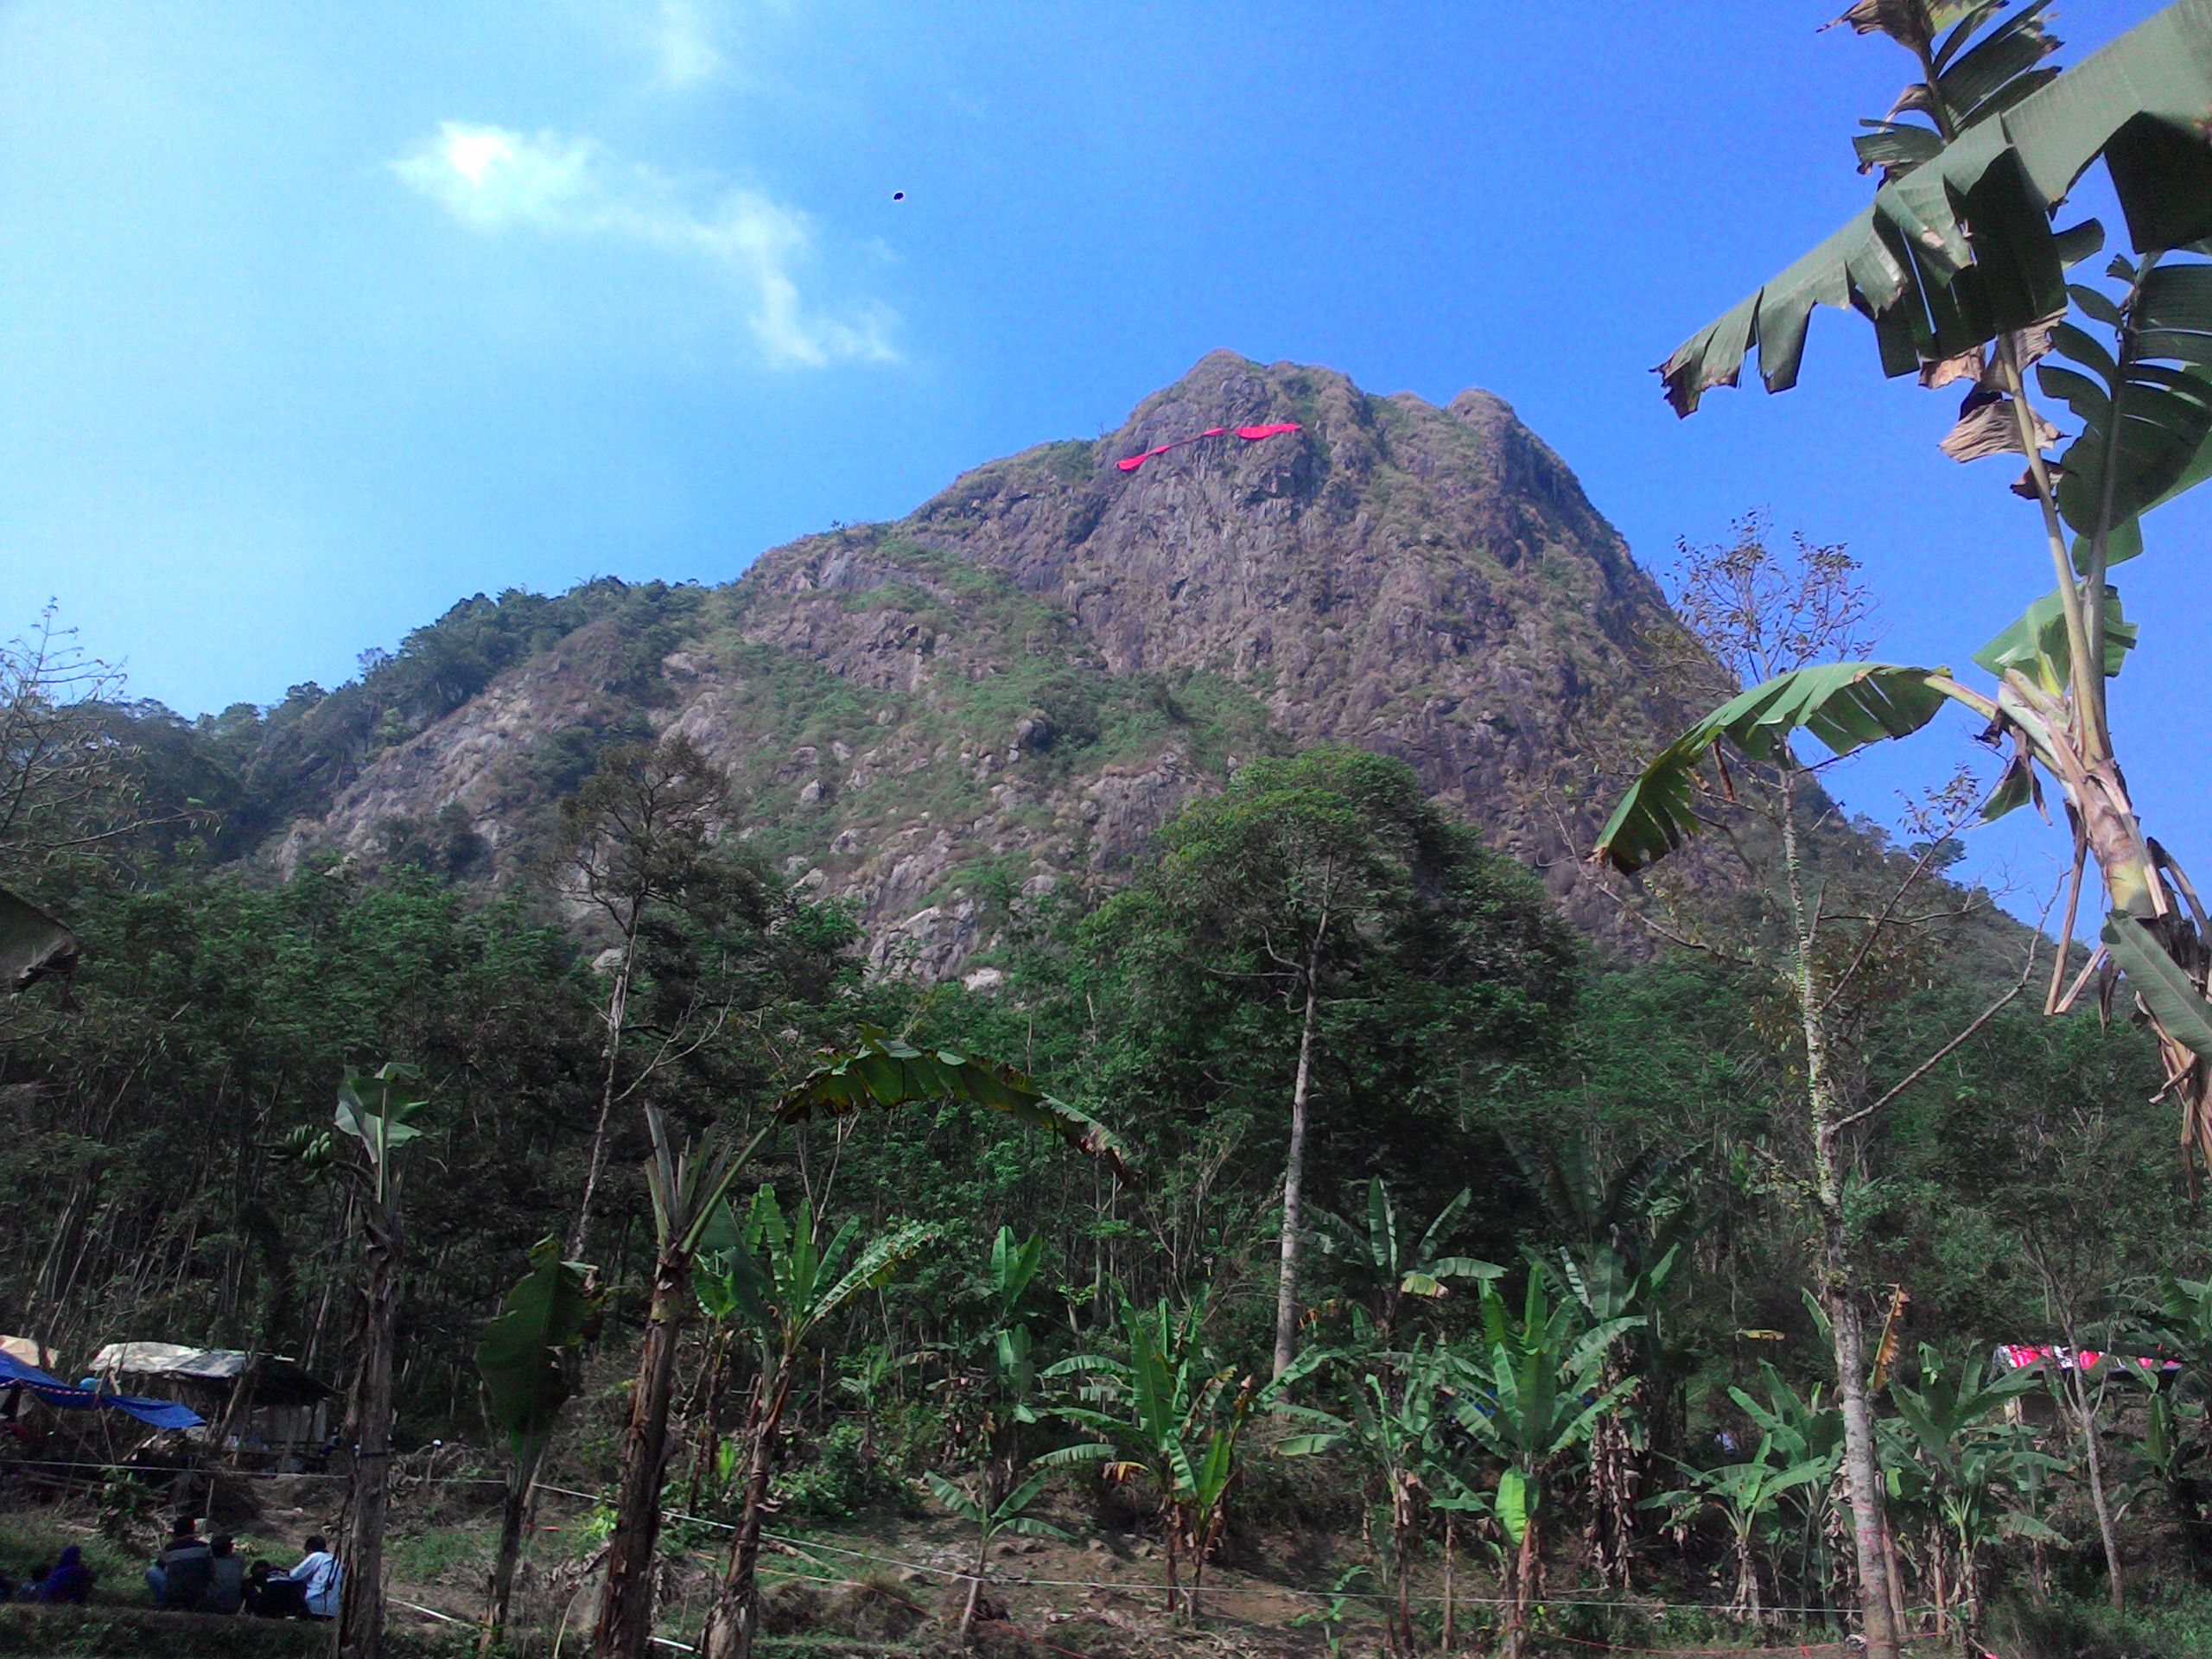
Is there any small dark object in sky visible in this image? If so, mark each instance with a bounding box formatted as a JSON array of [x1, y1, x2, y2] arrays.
[[892, 191, 905, 200]]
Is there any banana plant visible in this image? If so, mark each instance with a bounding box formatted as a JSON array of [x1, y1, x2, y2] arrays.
[[1452, 1277, 1640, 1659], [926, 1465, 1067, 1645], [283, 1063, 430, 1659], [1600, 0, 2212, 1174], [1728, 1364, 1848, 1614], [1309, 1179, 1501, 1344], [982, 1226, 1047, 1464], [596, 1030, 1129, 1659], [1649, 1440, 1836, 1624], [475, 1238, 601, 1654], [1042, 1292, 1305, 1624], [696, 1187, 936, 1659], [2127, 1274, 2212, 1568], [1885, 1344, 2063, 1637], [1278, 1339, 1474, 1658]]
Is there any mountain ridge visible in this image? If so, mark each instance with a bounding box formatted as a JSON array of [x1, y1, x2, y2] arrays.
[[159, 352, 1699, 974]]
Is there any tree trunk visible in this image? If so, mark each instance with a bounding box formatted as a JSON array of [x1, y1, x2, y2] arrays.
[[481, 1440, 544, 1655], [1271, 934, 1326, 1380], [594, 1249, 688, 1659], [1392, 1508, 1413, 1659], [1585, 1363, 1637, 1588], [1783, 776, 1902, 1659], [1441, 1512, 1456, 1656], [568, 930, 637, 1259], [1825, 1281, 1901, 1659], [1502, 1510, 1539, 1659], [340, 1201, 400, 1659], [700, 1363, 793, 1659], [2067, 1366, 2126, 1611]]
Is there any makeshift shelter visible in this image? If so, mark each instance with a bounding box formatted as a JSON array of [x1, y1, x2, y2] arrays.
[[91, 1343, 333, 1463], [0, 1334, 57, 1370], [0, 1350, 202, 1431]]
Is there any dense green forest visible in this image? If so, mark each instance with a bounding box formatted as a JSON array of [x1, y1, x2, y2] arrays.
[[2, 561, 2207, 1659], [13, 9, 2212, 1656]]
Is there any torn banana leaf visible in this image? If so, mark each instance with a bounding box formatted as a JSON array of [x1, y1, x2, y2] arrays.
[[1594, 663, 1957, 874]]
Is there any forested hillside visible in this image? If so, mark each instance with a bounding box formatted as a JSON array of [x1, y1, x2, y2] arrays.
[[95, 354, 1695, 978], [3, 372, 2202, 1659]]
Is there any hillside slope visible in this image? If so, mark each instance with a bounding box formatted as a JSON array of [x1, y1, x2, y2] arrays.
[[249, 352, 1692, 973]]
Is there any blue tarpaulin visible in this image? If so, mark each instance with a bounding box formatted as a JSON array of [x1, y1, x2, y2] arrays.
[[0, 1350, 203, 1430]]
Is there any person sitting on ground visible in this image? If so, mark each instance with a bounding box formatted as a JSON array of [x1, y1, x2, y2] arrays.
[[286, 1534, 340, 1620], [148, 1516, 212, 1609], [201, 1535, 245, 1614], [37, 1545, 94, 1605], [241, 1559, 275, 1617], [21, 1563, 48, 1603]]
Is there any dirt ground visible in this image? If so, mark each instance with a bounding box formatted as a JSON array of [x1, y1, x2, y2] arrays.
[[3, 1462, 1933, 1659]]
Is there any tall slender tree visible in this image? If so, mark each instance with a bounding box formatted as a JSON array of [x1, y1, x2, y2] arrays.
[[550, 734, 760, 1257], [1090, 746, 1573, 1378]]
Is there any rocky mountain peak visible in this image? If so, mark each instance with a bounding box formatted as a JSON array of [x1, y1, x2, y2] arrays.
[[260, 355, 1690, 971]]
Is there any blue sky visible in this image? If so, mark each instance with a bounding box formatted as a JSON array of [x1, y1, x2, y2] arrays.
[[3, 0, 2205, 914]]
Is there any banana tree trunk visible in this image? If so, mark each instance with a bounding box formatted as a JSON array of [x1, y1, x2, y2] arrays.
[[1441, 1512, 1457, 1655], [481, 1440, 544, 1655], [1502, 1510, 1539, 1659], [701, 1361, 794, 1659], [594, 1248, 689, 1659], [1585, 1363, 1638, 1588], [340, 1199, 400, 1659]]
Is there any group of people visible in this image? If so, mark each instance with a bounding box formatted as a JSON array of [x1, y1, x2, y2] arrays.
[[145, 1516, 342, 1618]]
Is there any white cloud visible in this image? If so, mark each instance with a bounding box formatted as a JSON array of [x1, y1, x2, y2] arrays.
[[392, 122, 897, 368], [644, 0, 726, 87]]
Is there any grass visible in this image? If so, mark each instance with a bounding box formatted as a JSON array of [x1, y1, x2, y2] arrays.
[[384, 1522, 491, 1588], [1990, 1582, 2212, 1657]]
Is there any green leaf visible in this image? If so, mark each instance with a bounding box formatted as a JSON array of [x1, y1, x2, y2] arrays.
[[2102, 912, 2212, 1057], [476, 1238, 601, 1466], [1973, 583, 2138, 691], [925, 1471, 987, 1527], [1595, 664, 1958, 874], [1661, 1, 2212, 415], [775, 1028, 1134, 1179], [0, 887, 77, 991], [1496, 1466, 1529, 1547]]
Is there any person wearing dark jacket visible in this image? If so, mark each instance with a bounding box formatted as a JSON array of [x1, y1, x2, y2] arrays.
[[202, 1536, 245, 1613], [36, 1546, 94, 1605], [148, 1517, 212, 1608]]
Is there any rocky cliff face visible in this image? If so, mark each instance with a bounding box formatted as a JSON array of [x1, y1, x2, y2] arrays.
[[275, 353, 1689, 974]]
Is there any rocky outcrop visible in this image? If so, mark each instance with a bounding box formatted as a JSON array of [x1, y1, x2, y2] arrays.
[[276, 353, 1691, 972]]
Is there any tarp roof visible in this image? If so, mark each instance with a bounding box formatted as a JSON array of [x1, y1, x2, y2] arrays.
[[91, 1342, 332, 1405], [0, 1350, 203, 1431]]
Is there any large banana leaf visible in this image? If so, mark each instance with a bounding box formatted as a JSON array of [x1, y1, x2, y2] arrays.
[[0, 887, 77, 990], [1662, 1, 2212, 415], [2042, 264, 2212, 550], [2101, 912, 2212, 1055], [476, 1238, 601, 1465], [774, 1027, 1134, 1179], [1594, 663, 1957, 873]]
